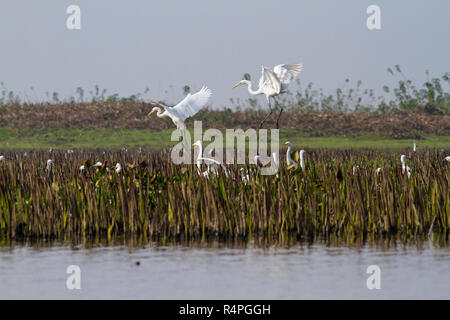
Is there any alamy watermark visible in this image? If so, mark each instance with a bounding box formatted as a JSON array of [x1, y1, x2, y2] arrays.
[[170, 121, 279, 175]]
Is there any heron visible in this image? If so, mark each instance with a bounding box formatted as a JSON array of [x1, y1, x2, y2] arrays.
[[192, 140, 228, 178], [400, 155, 411, 178], [148, 86, 212, 149], [232, 63, 303, 128], [284, 141, 298, 169], [115, 163, 122, 174]]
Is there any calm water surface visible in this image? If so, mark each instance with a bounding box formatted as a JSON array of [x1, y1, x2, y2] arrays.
[[0, 238, 449, 299]]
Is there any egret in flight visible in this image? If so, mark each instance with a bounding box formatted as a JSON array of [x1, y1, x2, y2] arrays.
[[232, 63, 303, 128], [148, 86, 212, 148]]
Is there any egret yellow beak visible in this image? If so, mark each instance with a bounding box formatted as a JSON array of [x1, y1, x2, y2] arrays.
[[232, 82, 242, 89], [147, 109, 155, 117]]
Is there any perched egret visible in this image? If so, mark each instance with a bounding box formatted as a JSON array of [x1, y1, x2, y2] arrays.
[[232, 63, 303, 128], [240, 168, 250, 184], [46, 159, 54, 176], [299, 150, 306, 171], [376, 167, 382, 176], [284, 141, 298, 169], [192, 140, 228, 178], [400, 155, 411, 178]]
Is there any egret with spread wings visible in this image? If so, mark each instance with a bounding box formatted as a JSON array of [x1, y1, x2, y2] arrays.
[[232, 64, 303, 128], [148, 86, 212, 149], [148, 86, 212, 130]]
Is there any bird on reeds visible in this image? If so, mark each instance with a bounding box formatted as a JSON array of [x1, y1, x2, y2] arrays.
[[400, 155, 411, 178], [192, 140, 227, 178], [376, 167, 382, 176], [284, 141, 298, 169], [232, 63, 303, 128], [147, 86, 212, 149]]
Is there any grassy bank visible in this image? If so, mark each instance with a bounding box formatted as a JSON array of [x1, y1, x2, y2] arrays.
[[0, 127, 449, 150]]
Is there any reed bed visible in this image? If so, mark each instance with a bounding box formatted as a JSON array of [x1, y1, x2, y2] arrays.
[[0, 148, 448, 242]]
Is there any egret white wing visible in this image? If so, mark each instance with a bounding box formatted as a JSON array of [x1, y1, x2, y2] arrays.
[[260, 67, 281, 94], [171, 86, 212, 121], [273, 64, 303, 84]]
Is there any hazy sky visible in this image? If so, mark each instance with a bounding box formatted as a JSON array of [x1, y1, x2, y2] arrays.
[[1, 1, 449, 108]]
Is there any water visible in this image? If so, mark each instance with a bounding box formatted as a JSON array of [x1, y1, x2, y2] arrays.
[[0, 238, 449, 299]]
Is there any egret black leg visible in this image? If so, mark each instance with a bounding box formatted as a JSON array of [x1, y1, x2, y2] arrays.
[[259, 99, 273, 129]]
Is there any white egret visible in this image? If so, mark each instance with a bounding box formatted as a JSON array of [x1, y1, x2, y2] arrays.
[[284, 141, 298, 169], [192, 140, 228, 178], [93, 162, 102, 167], [376, 167, 382, 176], [232, 63, 303, 128], [115, 163, 122, 174], [148, 86, 212, 148], [240, 168, 250, 184], [400, 155, 411, 178], [46, 159, 54, 176], [299, 150, 306, 171]]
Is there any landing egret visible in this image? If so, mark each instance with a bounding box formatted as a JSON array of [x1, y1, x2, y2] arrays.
[[148, 86, 212, 149], [400, 155, 411, 178], [284, 141, 298, 169], [232, 63, 303, 128]]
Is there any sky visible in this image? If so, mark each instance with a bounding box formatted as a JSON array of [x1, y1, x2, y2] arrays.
[[0, 0, 449, 108]]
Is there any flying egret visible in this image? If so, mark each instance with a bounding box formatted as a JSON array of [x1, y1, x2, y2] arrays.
[[284, 141, 298, 169], [400, 155, 411, 178], [148, 86, 212, 148], [232, 63, 303, 128]]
